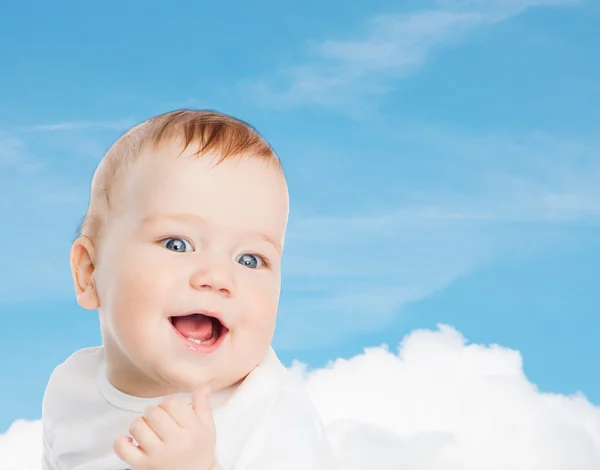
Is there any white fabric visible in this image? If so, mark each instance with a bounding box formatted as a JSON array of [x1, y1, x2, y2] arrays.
[[41, 347, 336, 470]]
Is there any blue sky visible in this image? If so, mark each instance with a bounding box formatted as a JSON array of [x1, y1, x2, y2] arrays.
[[1, 0, 598, 433]]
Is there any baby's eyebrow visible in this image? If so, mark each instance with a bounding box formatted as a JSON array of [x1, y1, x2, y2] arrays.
[[235, 229, 282, 254], [141, 212, 205, 226], [140, 212, 282, 253], [254, 232, 282, 254]]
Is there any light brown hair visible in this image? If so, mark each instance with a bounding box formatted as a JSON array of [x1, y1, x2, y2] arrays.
[[79, 109, 281, 240]]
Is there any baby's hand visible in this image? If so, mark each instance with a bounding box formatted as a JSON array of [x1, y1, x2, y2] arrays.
[[114, 387, 218, 470]]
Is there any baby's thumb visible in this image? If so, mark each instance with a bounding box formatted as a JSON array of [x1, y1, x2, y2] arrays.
[[192, 386, 212, 421]]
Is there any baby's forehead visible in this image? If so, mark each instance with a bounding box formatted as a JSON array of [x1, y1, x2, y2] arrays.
[[119, 148, 287, 215]]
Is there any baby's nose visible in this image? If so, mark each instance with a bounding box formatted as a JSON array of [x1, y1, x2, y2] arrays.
[[189, 261, 234, 295]]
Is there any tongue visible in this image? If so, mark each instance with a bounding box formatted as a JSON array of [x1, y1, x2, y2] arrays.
[[172, 314, 214, 341]]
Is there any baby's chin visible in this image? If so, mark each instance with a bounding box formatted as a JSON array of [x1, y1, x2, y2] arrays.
[[147, 356, 248, 395]]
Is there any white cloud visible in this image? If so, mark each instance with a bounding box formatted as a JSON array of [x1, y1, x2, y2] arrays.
[[3, 325, 600, 469], [0, 420, 42, 470], [241, 0, 579, 110], [307, 324, 600, 468]]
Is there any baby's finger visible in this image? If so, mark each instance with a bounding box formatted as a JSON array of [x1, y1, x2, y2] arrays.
[[143, 404, 179, 440], [159, 395, 197, 429], [129, 416, 161, 453], [192, 386, 213, 424], [114, 434, 144, 468]]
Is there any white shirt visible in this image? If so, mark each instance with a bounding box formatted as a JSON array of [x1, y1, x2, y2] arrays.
[[41, 347, 336, 470]]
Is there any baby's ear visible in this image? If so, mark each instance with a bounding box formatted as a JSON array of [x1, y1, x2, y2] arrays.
[[70, 236, 100, 310]]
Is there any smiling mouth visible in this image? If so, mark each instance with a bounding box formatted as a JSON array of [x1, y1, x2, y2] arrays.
[[169, 313, 228, 351]]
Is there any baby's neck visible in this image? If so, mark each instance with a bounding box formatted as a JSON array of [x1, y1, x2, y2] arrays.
[[100, 369, 240, 413]]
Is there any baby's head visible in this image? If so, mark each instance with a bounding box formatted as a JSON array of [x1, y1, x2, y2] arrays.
[[70, 110, 289, 397]]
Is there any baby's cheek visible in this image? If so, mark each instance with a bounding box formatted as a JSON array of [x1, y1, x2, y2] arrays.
[[113, 268, 155, 308], [105, 266, 166, 341], [249, 273, 277, 298], [247, 285, 279, 327], [109, 276, 162, 357]]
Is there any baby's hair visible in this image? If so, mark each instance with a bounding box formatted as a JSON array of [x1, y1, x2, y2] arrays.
[[79, 109, 281, 241]]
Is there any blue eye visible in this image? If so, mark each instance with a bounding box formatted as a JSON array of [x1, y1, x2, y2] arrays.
[[162, 237, 194, 252], [237, 253, 262, 269]]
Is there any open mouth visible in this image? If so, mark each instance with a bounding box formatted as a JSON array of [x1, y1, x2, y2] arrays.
[[169, 313, 228, 352]]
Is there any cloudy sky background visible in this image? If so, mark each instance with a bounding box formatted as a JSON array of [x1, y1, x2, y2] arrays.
[[1, 0, 599, 468]]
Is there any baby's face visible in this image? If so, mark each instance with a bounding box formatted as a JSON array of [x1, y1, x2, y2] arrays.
[[92, 144, 288, 396]]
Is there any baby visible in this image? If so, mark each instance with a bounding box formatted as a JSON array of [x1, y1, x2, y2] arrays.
[[41, 110, 336, 470]]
